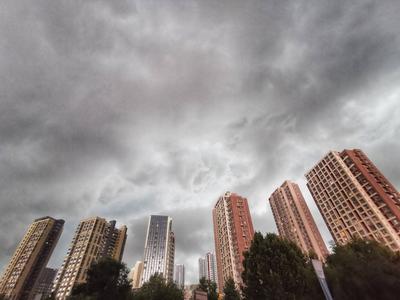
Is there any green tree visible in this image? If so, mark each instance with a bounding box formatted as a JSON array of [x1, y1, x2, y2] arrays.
[[199, 277, 208, 292], [198, 277, 218, 300], [242, 232, 322, 300], [325, 238, 400, 300], [223, 278, 240, 300], [68, 257, 132, 300], [133, 273, 183, 300], [207, 281, 218, 300]]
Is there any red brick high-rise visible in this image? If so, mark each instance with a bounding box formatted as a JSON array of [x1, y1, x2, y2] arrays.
[[213, 192, 254, 290], [306, 149, 400, 251], [269, 180, 329, 260]]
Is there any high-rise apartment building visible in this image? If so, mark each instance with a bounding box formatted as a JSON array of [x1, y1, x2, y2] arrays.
[[33, 268, 57, 300], [141, 215, 175, 285], [131, 261, 144, 289], [306, 149, 400, 251], [198, 253, 217, 283], [0, 216, 64, 300], [205, 252, 217, 284], [52, 217, 127, 299], [198, 258, 206, 281], [269, 180, 329, 260], [174, 264, 185, 289], [213, 192, 254, 289]]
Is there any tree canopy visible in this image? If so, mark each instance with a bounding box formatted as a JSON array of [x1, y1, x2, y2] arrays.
[[198, 277, 218, 300], [325, 238, 400, 300], [241, 232, 323, 300], [66, 258, 183, 300], [50, 233, 400, 300], [68, 257, 131, 300], [222, 278, 240, 300], [133, 273, 183, 300]]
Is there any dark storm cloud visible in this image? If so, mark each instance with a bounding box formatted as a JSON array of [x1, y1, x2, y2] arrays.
[[1, 0, 400, 283]]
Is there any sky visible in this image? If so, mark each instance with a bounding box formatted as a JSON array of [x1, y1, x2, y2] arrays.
[[1, 0, 400, 285]]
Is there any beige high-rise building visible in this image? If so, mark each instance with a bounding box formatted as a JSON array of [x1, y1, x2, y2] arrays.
[[0, 216, 64, 300], [213, 192, 254, 290], [306, 149, 400, 251], [131, 261, 143, 289], [269, 180, 329, 260], [52, 217, 127, 299]]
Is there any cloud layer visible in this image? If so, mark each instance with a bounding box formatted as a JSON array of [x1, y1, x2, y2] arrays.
[[1, 0, 400, 283]]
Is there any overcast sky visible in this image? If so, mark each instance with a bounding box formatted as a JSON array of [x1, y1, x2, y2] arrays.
[[1, 0, 400, 285]]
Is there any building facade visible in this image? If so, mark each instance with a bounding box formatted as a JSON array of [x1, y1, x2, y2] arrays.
[[33, 268, 57, 300], [213, 192, 254, 289], [0, 216, 64, 300], [193, 290, 208, 300], [131, 261, 144, 289], [141, 215, 175, 285], [184, 284, 201, 300], [306, 149, 400, 251], [205, 253, 217, 284], [52, 217, 127, 299], [174, 264, 185, 289], [198, 253, 217, 283], [269, 180, 329, 260], [198, 258, 206, 281]]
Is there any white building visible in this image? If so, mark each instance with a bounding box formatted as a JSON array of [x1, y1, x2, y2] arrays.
[[198, 258, 206, 280], [198, 252, 217, 283], [205, 252, 217, 283], [141, 215, 175, 284], [174, 264, 185, 289]]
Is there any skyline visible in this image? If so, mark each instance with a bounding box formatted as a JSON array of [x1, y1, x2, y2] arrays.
[[1, 0, 400, 286], [0, 150, 398, 285]]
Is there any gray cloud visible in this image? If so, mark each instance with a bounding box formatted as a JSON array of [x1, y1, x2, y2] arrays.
[[1, 0, 400, 284]]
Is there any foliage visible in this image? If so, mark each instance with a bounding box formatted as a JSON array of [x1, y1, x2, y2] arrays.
[[198, 277, 208, 292], [44, 293, 56, 300], [68, 257, 132, 300], [223, 278, 240, 300], [207, 281, 218, 300], [325, 238, 400, 300], [198, 277, 218, 300], [133, 273, 183, 300], [241, 232, 323, 300]]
